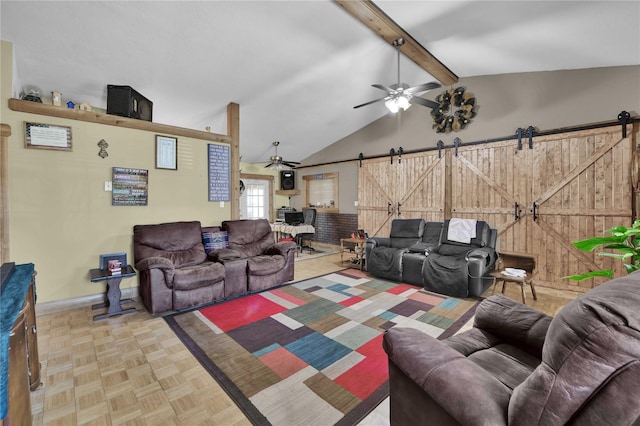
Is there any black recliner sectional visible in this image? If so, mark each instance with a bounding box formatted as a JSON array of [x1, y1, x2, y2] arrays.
[[365, 218, 497, 298]]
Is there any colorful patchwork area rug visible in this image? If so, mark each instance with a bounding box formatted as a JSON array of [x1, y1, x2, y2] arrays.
[[165, 269, 479, 426]]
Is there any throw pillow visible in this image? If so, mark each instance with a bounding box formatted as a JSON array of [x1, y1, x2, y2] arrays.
[[202, 231, 229, 253]]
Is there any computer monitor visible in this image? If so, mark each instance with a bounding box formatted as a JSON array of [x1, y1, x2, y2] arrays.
[[284, 211, 304, 226]]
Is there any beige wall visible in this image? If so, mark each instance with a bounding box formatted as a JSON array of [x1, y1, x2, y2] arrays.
[[1, 40, 232, 303], [305, 66, 640, 165]]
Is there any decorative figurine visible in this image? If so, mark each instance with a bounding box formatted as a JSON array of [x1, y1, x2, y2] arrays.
[[79, 103, 92, 112], [66, 101, 75, 109], [51, 91, 62, 106], [20, 85, 42, 103]]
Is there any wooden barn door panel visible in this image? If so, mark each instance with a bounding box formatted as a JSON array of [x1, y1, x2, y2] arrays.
[[530, 126, 633, 291], [358, 152, 445, 237], [395, 151, 445, 222], [358, 157, 394, 237], [450, 140, 532, 253]]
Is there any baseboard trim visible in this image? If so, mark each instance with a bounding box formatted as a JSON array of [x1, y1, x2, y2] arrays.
[[35, 286, 140, 317]]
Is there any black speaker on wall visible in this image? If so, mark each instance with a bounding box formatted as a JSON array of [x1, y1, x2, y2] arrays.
[[106, 85, 153, 122], [280, 170, 295, 190]]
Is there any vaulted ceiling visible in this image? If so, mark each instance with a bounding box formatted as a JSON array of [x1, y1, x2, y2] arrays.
[[1, 1, 638, 164]]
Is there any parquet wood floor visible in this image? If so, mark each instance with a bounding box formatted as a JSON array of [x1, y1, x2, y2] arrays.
[[30, 253, 578, 425]]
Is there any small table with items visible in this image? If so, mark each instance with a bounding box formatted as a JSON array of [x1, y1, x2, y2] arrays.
[[490, 252, 537, 304], [271, 223, 315, 241], [340, 237, 366, 270], [89, 265, 137, 321]]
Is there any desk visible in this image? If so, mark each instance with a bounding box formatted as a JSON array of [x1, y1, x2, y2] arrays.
[[340, 238, 366, 270], [90, 265, 137, 321], [490, 252, 537, 304]]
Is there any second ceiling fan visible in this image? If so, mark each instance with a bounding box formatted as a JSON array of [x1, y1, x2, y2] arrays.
[[264, 141, 300, 169], [354, 38, 441, 113]]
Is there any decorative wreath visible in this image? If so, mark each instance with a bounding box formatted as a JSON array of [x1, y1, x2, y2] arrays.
[[431, 87, 477, 133]]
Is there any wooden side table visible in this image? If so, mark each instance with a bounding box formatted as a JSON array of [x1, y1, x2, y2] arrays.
[[340, 238, 366, 270], [490, 252, 537, 304], [89, 265, 137, 321]]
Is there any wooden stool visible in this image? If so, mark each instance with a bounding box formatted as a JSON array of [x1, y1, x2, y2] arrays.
[[491, 252, 537, 304]]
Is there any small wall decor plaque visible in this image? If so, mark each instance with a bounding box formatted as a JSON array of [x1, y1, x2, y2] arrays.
[[155, 135, 178, 170], [112, 167, 148, 206], [24, 121, 72, 151]]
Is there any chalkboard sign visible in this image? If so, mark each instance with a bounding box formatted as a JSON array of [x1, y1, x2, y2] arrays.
[[112, 167, 148, 206], [208, 144, 230, 201]]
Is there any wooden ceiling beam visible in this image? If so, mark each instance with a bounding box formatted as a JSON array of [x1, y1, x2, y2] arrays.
[[334, 0, 458, 86]]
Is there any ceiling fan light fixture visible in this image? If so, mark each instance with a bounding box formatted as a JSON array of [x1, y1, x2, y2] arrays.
[[385, 98, 400, 113], [397, 94, 411, 110], [385, 94, 411, 113]]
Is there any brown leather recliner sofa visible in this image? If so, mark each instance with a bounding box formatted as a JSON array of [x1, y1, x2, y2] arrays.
[[208, 219, 297, 293], [383, 270, 640, 425], [134, 219, 296, 314]]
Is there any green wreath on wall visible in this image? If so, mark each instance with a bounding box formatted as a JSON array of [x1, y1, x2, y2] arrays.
[[431, 87, 477, 133]]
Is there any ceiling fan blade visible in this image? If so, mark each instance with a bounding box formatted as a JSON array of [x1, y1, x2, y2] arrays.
[[264, 163, 274, 168], [372, 83, 395, 93], [282, 161, 300, 168], [405, 82, 441, 94], [354, 97, 388, 109], [410, 96, 439, 109]]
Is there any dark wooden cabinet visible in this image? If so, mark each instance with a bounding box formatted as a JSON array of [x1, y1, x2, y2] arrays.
[[6, 305, 31, 426], [1, 265, 38, 426]]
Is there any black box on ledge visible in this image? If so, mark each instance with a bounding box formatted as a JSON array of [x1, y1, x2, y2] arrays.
[[107, 85, 153, 121]]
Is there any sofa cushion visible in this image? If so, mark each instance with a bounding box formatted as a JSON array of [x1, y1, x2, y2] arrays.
[[172, 262, 225, 291], [134, 221, 206, 267], [247, 255, 285, 276], [223, 219, 275, 257]]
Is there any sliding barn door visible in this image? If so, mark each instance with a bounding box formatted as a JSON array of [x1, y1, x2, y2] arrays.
[[450, 139, 532, 253], [450, 125, 634, 291], [528, 126, 633, 291], [358, 151, 445, 237]]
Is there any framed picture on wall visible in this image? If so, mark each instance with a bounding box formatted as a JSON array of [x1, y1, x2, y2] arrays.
[[24, 122, 72, 151], [155, 135, 177, 170]]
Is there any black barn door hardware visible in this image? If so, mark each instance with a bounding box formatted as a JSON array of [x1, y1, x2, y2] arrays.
[[514, 202, 521, 221], [358, 153, 364, 167], [398, 146, 403, 163], [618, 111, 631, 138], [437, 140, 444, 158], [531, 202, 538, 221], [387, 202, 393, 215], [454, 137, 461, 156], [527, 126, 535, 149], [397, 202, 402, 216], [390, 148, 395, 164]]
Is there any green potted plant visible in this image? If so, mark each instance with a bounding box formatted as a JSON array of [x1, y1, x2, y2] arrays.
[[565, 220, 640, 281]]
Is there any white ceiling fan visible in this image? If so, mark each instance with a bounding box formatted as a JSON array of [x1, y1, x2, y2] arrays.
[[264, 141, 300, 169], [354, 38, 441, 113]]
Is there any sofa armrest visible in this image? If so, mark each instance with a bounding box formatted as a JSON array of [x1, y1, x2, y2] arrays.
[[135, 256, 174, 272], [474, 295, 552, 357], [266, 241, 297, 256], [366, 237, 390, 249], [466, 247, 496, 266], [135, 256, 175, 286], [384, 327, 510, 425], [208, 248, 245, 261]]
